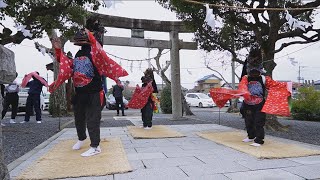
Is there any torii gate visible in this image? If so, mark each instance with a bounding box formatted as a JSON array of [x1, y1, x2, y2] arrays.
[[94, 13, 197, 120]]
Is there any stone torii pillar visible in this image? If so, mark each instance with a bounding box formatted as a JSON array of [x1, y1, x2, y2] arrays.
[[170, 31, 182, 119]]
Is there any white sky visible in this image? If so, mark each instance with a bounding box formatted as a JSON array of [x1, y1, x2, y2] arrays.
[[3, 1, 320, 92]]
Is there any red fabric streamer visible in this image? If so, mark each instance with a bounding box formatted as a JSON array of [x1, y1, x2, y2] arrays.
[[21, 72, 48, 88], [49, 51, 73, 93], [209, 88, 248, 108], [127, 82, 154, 109], [210, 76, 291, 117], [86, 30, 128, 81], [261, 76, 291, 117]]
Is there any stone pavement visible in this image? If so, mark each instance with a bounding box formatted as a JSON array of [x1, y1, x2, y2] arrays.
[[8, 119, 320, 180]]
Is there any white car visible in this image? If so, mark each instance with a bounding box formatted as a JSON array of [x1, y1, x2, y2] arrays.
[[18, 87, 45, 112], [43, 93, 50, 110], [106, 94, 129, 110], [185, 93, 215, 108]]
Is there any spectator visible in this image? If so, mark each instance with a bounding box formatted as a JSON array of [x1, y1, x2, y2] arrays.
[[112, 79, 125, 116], [21, 72, 47, 124], [1, 81, 19, 124]]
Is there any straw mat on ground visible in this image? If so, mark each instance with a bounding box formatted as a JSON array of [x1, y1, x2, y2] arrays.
[[16, 138, 132, 180], [198, 131, 320, 159], [128, 125, 185, 139]]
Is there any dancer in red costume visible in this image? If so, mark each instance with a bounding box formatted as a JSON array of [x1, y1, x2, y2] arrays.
[[50, 28, 128, 157], [210, 47, 291, 147]]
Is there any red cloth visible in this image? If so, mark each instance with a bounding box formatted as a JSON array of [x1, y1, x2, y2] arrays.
[[49, 30, 129, 93], [21, 72, 48, 88], [261, 76, 291, 117], [87, 30, 128, 81], [210, 76, 291, 117], [100, 90, 105, 107], [209, 88, 248, 108], [127, 82, 154, 109], [49, 50, 73, 93]]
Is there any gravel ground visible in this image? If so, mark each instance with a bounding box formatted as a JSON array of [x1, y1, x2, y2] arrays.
[[2, 113, 73, 165], [3, 108, 320, 165]]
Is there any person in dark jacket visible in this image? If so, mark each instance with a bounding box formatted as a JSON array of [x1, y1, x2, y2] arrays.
[[2, 81, 19, 124], [112, 79, 125, 116], [21, 72, 46, 124]]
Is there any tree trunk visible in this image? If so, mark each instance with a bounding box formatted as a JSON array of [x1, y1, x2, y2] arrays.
[[181, 93, 194, 115], [51, 60, 68, 117], [263, 46, 289, 132], [159, 70, 193, 116], [265, 114, 289, 131], [47, 31, 68, 117], [66, 78, 74, 112], [0, 88, 10, 180], [227, 99, 239, 113]]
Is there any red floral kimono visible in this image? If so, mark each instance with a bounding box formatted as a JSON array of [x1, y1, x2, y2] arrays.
[[210, 76, 291, 117]]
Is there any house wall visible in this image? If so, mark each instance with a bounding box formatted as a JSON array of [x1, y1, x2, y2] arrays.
[[197, 79, 221, 92]]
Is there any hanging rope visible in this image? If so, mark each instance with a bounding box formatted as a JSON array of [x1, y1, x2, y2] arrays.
[[105, 50, 170, 62]]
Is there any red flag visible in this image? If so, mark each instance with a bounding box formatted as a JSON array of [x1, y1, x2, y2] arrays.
[[209, 88, 248, 108], [128, 82, 154, 109]]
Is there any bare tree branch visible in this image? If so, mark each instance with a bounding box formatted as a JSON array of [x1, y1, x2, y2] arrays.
[[275, 37, 320, 53], [278, 28, 320, 40], [206, 65, 234, 89], [153, 48, 171, 86]]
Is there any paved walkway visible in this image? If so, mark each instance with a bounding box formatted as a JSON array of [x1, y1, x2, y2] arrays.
[[8, 119, 320, 180]]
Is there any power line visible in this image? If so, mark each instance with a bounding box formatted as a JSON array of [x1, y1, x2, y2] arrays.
[[264, 41, 320, 64]]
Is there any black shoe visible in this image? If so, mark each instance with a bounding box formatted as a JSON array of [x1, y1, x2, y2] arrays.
[[122, 114, 126, 116], [116, 114, 119, 116]]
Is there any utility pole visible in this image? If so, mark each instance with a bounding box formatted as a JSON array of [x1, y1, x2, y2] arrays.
[[298, 65, 307, 84], [148, 48, 152, 68], [298, 65, 301, 84]]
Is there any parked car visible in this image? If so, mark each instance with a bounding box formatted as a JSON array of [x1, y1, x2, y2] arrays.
[[43, 93, 50, 110], [18, 87, 45, 112], [185, 93, 215, 108], [106, 94, 129, 110]]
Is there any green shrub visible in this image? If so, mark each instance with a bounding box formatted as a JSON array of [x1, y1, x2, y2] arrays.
[[160, 85, 172, 114], [291, 87, 320, 121]]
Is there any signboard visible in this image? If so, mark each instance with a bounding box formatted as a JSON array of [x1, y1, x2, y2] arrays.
[[131, 29, 144, 38]]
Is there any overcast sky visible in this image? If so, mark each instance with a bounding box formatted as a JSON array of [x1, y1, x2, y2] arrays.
[[3, 1, 320, 91]]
